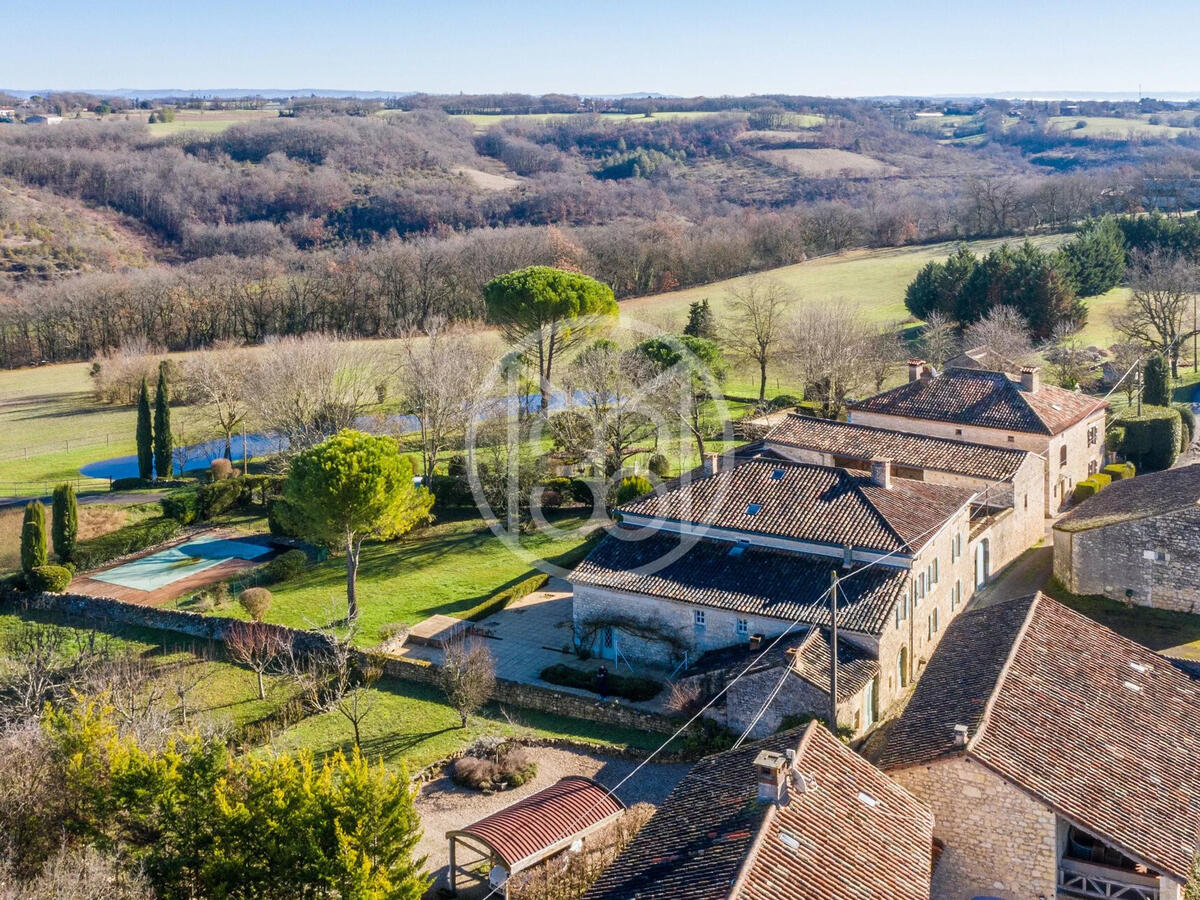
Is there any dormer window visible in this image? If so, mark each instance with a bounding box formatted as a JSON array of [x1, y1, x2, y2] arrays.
[[746, 503, 762, 516]]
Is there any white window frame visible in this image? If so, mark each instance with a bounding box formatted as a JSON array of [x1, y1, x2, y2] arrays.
[[736, 618, 749, 636], [694, 609, 706, 629]]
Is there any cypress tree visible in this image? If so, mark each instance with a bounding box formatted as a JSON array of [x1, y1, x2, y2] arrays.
[[154, 362, 173, 480], [684, 299, 716, 339], [136, 377, 154, 482], [20, 500, 47, 573], [1144, 353, 1171, 407], [51, 483, 78, 563]]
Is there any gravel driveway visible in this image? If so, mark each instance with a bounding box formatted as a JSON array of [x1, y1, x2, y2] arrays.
[[417, 746, 690, 894]]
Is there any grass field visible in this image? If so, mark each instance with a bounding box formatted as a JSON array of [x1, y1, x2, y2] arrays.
[[144, 108, 282, 136], [388, 110, 726, 130], [1046, 115, 1197, 140], [207, 511, 596, 644]]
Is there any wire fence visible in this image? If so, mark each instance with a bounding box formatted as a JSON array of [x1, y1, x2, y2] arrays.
[[0, 477, 112, 500], [0, 432, 124, 462]]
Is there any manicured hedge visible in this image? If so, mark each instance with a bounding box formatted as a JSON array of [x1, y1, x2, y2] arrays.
[[1115, 406, 1182, 473], [1176, 403, 1196, 450], [198, 477, 244, 518], [110, 476, 151, 491], [161, 489, 201, 524], [1102, 462, 1136, 481], [461, 573, 549, 622], [1072, 478, 1103, 503], [262, 548, 308, 583], [28, 564, 72, 593], [540, 662, 663, 702], [72, 517, 183, 571]]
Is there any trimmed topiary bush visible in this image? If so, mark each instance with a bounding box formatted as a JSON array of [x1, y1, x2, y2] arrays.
[[1091, 472, 1112, 491], [1116, 405, 1182, 472], [51, 483, 78, 563], [210, 458, 235, 481], [648, 454, 671, 477], [28, 565, 72, 593], [20, 501, 47, 574], [1143, 353, 1171, 407], [160, 489, 201, 524], [1102, 462, 1136, 481], [238, 587, 273, 621], [615, 475, 654, 506], [1176, 403, 1196, 450], [263, 548, 308, 583], [1072, 477, 1102, 503]]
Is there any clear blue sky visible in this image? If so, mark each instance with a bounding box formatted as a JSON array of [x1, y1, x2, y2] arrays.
[[5, 0, 1200, 97]]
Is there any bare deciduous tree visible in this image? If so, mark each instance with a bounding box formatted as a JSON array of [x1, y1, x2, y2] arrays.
[[225, 622, 292, 701], [395, 320, 490, 479], [1042, 324, 1097, 390], [864, 324, 905, 392], [285, 625, 382, 749], [916, 312, 958, 368], [962, 305, 1035, 365], [722, 279, 795, 401], [439, 639, 496, 728], [183, 345, 251, 460], [1113, 250, 1198, 378], [784, 305, 874, 419]]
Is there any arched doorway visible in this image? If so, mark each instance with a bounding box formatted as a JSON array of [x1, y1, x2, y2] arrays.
[[897, 646, 909, 689], [974, 539, 990, 589]]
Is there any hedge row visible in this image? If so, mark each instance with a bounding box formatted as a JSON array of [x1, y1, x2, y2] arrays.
[[1072, 471, 1112, 504], [1114, 406, 1181, 473], [461, 573, 550, 622], [73, 517, 184, 571], [1102, 462, 1136, 481], [539, 663, 663, 702], [160, 475, 286, 525]]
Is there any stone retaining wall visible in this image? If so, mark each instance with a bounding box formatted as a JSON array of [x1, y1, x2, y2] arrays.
[[26, 591, 688, 737]]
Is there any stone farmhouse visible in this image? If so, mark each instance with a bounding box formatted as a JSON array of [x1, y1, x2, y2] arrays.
[[871, 593, 1200, 900], [762, 415, 1044, 582], [583, 720, 934, 900], [850, 360, 1108, 513], [571, 455, 979, 730], [1054, 463, 1200, 613]]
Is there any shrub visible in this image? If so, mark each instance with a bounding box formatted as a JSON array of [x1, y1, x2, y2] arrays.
[[540, 663, 663, 702], [267, 496, 300, 536], [28, 565, 73, 593], [210, 458, 235, 481], [51, 483, 78, 563], [427, 474, 473, 508], [539, 488, 563, 509], [1143, 354, 1171, 407], [648, 454, 671, 477], [1102, 462, 1136, 481], [20, 501, 47, 573], [198, 477, 244, 518], [461, 573, 549, 622], [1105, 425, 1126, 451], [110, 476, 151, 491], [1073, 477, 1102, 503], [614, 475, 653, 506], [160, 489, 201, 524], [262, 548, 308, 583], [1176, 403, 1196, 449], [769, 394, 803, 410], [72, 517, 183, 571], [450, 748, 538, 791], [567, 478, 597, 505], [1116, 406, 1182, 472], [1092, 472, 1112, 490], [238, 587, 273, 621]]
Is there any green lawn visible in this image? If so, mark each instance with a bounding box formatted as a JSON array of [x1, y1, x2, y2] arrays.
[[1046, 115, 1196, 140], [220, 512, 596, 644], [274, 675, 668, 769], [1043, 579, 1200, 662]]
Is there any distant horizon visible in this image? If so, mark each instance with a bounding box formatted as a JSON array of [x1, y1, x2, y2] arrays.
[[6, 0, 1200, 100], [5, 87, 1200, 103]]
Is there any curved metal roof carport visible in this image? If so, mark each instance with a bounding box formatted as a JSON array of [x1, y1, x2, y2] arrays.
[[445, 776, 625, 897]]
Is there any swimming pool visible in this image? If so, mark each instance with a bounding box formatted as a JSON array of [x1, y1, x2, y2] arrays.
[[90, 538, 272, 592]]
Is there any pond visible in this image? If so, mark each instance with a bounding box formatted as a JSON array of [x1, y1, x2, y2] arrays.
[[79, 432, 288, 481]]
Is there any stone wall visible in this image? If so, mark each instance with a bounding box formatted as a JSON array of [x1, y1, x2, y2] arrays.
[[892, 756, 1057, 900], [25, 591, 688, 737], [1055, 506, 1200, 614], [725, 665, 870, 739]]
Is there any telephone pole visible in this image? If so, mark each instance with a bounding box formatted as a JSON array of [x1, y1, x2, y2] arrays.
[[829, 570, 839, 734]]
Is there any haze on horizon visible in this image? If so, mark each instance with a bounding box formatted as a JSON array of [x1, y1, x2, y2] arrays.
[[6, 0, 1200, 99]]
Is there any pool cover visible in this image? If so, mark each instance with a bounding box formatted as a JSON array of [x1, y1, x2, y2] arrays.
[[90, 538, 272, 592]]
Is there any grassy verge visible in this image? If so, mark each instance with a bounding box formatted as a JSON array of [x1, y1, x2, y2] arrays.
[[1043, 578, 1200, 661], [213, 511, 596, 645]]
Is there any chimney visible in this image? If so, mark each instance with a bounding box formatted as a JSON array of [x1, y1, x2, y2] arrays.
[[869, 457, 893, 490], [755, 750, 789, 804], [702, 453, 721, 477], [907, 358, 926, 383], [1020, 365, 1041, 393], [953, 724, 969, 748]]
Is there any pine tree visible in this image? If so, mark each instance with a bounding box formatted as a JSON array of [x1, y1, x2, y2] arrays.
[[1144, 353, 1171, 407], [136, 377, 154, 482], [51, 483, 78, 563], [20, 500, 47, 573], [684, 299, 716, 339], [154, 362, 173, 481]]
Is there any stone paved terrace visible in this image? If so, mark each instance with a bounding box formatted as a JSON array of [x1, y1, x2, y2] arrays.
[[396, 579, 675, 714]]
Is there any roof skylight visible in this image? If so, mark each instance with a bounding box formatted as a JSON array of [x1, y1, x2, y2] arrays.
[[771, 468, 786, 481], [746, 503, 763, 516]]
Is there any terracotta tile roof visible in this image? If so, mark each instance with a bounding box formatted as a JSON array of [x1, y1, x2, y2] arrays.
[[765, 415, 1030, 482], [944, 346, 1020, 374], [873, 594, 1200, 880], [790, 628, 880, 702], [851, 368, 1106, 436], [584, 723, 932, 900], [571, 531, 908, 636], [449, 776, 624, 871], [617, 459, 973, 555], [1055, 463, 1200, 533]]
